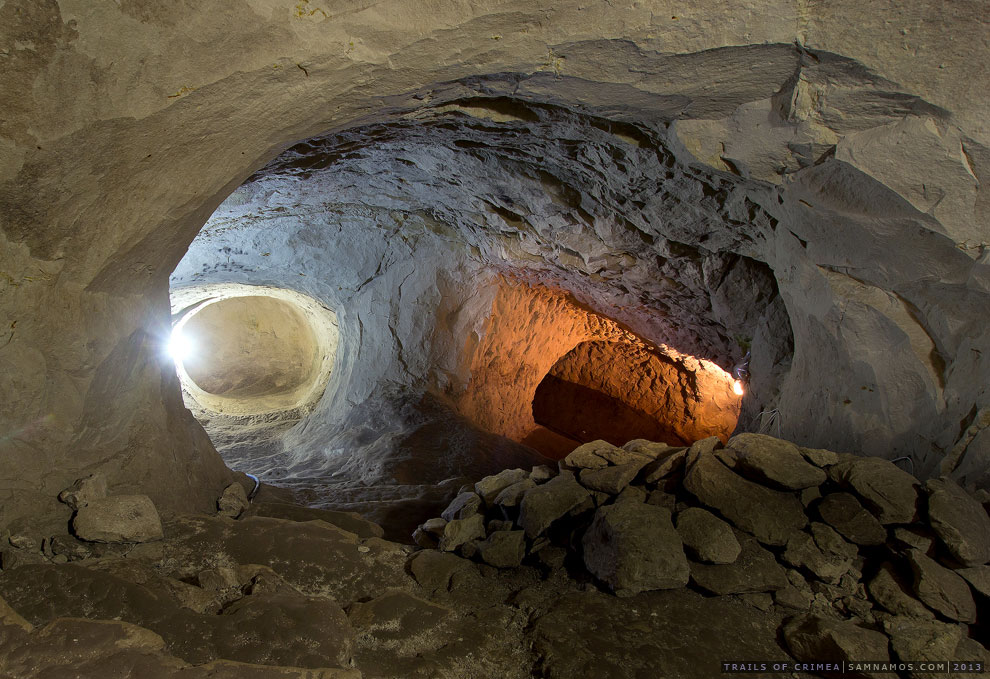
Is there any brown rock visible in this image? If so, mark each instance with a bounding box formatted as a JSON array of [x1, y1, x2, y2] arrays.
[[683, 448, 807, 546], [217, 483, 249, 519], [689, 533, 787, 595], [582, 502, 689, 596], [867, 562, 934, 619], [925, 477, 990, 567], [828, 457, 919, 524], [578, 459, 649, 494], [725, 433, 827, 490], [440, 491, 482, 521], [72, 495, 164, 543], [906, 549, 977, 623], [477, 530, 526, 568], [675, 507, 740, 564], [518, 472, 593, 539], [438, 514, 485, 552], [817, 492, 887, 546], [474, 469, 529, 504], [782, 614, 891, 678]]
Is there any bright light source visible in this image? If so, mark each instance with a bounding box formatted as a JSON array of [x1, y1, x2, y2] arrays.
[[733, 379, 745, 396], [167, 328, 193, 362]]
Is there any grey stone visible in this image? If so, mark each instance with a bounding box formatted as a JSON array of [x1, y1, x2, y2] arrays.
[[683, 448, 807, 546], [530, 465, 556, 483], [412, 526, 439, 549], [421, 517, 447, 536], [622, 439, 678, 458], [72, 495, 164, 543], [477, 530, 526, 568], [475, 469, 529, 504], [641, 449, 688, 484], [57, 474, 108, 511], [582, 502, 689, 596], [906, 549, 977, 623], [561, 440, 616, 470], [956, 564, 990, 597], [725, 433, 828, 490], [867, 562, 934, 619], [645, 490, 675, 510], [615, 484, 647, 504], [493, 478, 536, 507], [408, 550, 476, 594], [782, 614, 891, 674], [518, 472, 592, 539], [217, 482, 249, 519], [925, 477, 990, 567], [675, 507, 741, 564], [536, 545, 568, 572], [578, 460, 649, 494], [739, 592, 774, 611], [441, 491, 482, 521], [689, 533, 787, 595], [891, 526, 934, 553], [781, 529, 852, 585], [775, 585, 813, 610], [799, 447, 840, 467], [817, 492, 887, 546], [883, 616, 962, 675], [486, 519, 514, 533], [828, 457, 919, 524], [438, 514, 485, 552], [799, 486, 821, 506]]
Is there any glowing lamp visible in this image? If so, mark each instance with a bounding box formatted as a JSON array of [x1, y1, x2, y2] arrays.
[[732, 379, 745, 396], [167, 328, 193, 362]]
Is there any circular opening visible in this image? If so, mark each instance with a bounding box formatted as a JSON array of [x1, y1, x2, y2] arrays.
[[180, 296, 318, 400], [170, 285, 338, 418], [532, 340, 741, 454]]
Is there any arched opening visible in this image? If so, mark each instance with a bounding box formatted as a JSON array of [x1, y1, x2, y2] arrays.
[[532, 340, 742, 454]]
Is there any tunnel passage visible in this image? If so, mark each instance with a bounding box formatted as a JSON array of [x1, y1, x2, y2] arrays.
[[533, 340, 741, 451], [181, 296, 318, 401], [170, 285, 338, 423]]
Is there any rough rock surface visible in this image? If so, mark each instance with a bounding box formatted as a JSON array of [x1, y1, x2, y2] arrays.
[[72, 496, 164, 544], [828, 458, 920, 524], [725, 433, 827, 490], [783, 614, 891, 669], [518, 473, 592, 539], [817, 492, 887, 546], [683, 449, 807, 546], [675, 507, 741, 564], [689, 534, 788, 596], [582, 503, 689, 596], [217, 483, 249, 519], [905, 549, 977, 623], [925, 477, 990, 567]]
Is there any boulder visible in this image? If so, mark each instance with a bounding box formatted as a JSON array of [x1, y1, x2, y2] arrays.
[[817, 492, 887, 546], [640, 449, 687, 484], [57, 474, 108, 511], [689, 533, 787, 595], [421, 517, 447, 536], [518, 472, 593, 539], [437, 514, 485, 552], [475, 469, 529, 504], [408, 550, 476, 594], [925, 477, 990, 567], [891, 526, 934, 553], [441, 491, 482, 521], [675, 507, 740, 564], [561, 440, 616, 470], [477, 530, 526, 568], [782, 614, 891, 676], [493, 478, 536, 507], [866, 562, 934, 619], [578, 460, 649, 494], [781, 529, 852, 585], [828, 457, 919, 524], [530, 465, 556, 483], [582, 502, 689, 596], [725, 433, 827, 490], [72, 495, 164, 543], [905, 549, 977, 623], [217, 483, 249, 519], [883, 616, 962, 673], [683, 448, 807, 546], [956, 565, 990, 597], [799, 447, 840, 467]]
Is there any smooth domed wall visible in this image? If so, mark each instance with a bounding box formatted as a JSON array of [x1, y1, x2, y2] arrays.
[[1, 0, 988, 536]]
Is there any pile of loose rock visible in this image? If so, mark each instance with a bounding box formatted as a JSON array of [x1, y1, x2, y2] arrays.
[[414, 433, 990, 670]]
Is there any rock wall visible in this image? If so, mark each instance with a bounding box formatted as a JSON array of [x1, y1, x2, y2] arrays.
[[1, 0, 989, 535]]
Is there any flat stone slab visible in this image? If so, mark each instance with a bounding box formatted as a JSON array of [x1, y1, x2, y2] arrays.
[[683, 449, 807, 546], [925, 477, 990, 567], [906, 549, 977, 623], [828, 457, 919, 524], [689, 533, 787, 595], [675, 507, 740, 564], [72, 495, 164, 543], [518, 472, 592, 539], [817, 492, 887, 546], [725, 433, 827, 490]]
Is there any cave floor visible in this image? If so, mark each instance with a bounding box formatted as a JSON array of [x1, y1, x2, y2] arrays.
[[0, 501, 817, 679]]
